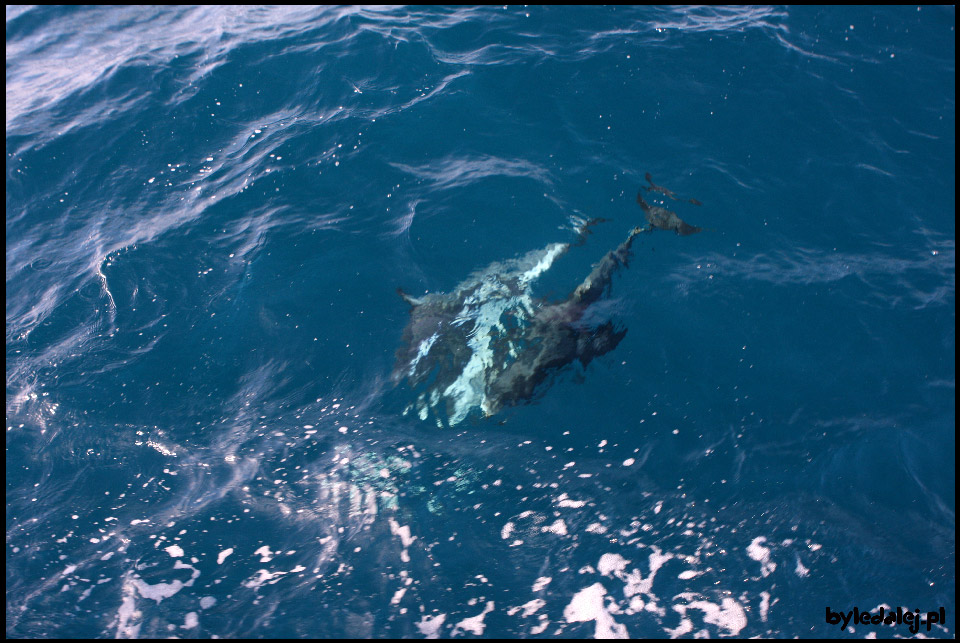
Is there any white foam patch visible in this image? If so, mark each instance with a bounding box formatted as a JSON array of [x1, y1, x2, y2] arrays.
[[451, 601, 494, 636], [598, 553, 630, 577], [389, 518, 416, 563], [181, 612, 198, 629], [622, 547, 672, 600], [388, 518, 416, 547], [759, 591, 771, 622], [664, 616, 694, 638], [514, 598, 545, 617], [115, 574, 142, 639], [129, 560, 200, 604], [217, 548, 234, 565], [672, 594, 747, 636], [556, 493, 587, 508], [242, 568, 288, 589], [794, 554, 809, 577], [541, 518, 568, 535], [563, 583, 629, 638], [253, 545, 273, 562], [416, 613, 446, 639], [747, 536, 776, 577]]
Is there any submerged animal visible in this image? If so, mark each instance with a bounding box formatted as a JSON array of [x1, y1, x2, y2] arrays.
[[636, 193, 702, 236], [643, 172, 703, 207], [394, 179, 702, 426]]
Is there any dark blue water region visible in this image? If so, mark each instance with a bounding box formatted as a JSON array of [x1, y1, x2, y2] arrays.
[[7, 5, 954, 638]]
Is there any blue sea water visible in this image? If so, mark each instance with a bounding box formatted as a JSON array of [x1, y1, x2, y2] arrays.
[[6, 5, 955, 638]]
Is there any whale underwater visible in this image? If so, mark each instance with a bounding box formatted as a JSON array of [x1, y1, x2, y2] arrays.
[[393, 177, 703, 427]]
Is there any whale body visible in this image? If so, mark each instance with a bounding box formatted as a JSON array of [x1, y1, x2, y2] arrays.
[[394, 179, 703, 426]]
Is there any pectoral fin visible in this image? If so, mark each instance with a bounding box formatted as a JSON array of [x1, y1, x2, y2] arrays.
[[397, 287, 423, 307]]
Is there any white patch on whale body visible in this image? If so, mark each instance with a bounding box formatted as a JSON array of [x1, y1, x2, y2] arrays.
[[408, 332, 438, 377], [414, 242, 570, 426], [519, 243, 567, 285], [442, 275, 535, 425]]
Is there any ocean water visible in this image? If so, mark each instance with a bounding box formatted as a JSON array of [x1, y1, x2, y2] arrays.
[[5, 5, 955, 638]]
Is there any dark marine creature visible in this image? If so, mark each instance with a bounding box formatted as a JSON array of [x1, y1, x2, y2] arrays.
[[394, 224, 644, 425], [395, 178, 703, 425], [636, 192, 702, 236], [643, 172, 703, 206]]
